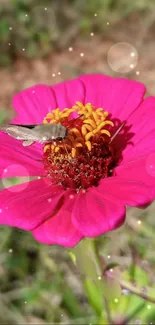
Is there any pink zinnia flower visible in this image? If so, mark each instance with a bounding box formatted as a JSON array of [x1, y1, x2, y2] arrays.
[[0, 74, 154, 247]]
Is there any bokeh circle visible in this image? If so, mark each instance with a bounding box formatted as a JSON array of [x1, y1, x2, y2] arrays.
[[107, 42, 138, 73]]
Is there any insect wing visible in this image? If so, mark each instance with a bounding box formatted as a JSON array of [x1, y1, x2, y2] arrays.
[[0, 125, 37, 140]]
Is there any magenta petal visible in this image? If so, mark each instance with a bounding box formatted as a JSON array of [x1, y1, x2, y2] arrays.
[[72, 189, 126, 237], [51, 78, 85, 109], [0, 133, 44, 178], [79, 74, 145, 120], [33, 192, 83, 247], [98, 177, 154, 207], [12, 84, 57, 124], [116, 158, 155, 194], [119, 97, 155, 163], [0, 179, 64, 230]]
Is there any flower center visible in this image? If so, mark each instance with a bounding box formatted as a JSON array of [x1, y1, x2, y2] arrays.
[[43, 102, 115, 191]]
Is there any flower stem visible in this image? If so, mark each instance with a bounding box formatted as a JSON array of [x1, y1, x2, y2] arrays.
[[70, 238, 112, 323]]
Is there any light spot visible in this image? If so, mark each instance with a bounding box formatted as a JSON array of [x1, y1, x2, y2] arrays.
[[0, 209, 2, 213], [9, 249, 13, 253], [107, 42, 138, 73], [32, 90, 35, 94], [69, 194, 74, 199], [136, 71, 140, 75], [114, 298, 119, 303], [122, 288, 130, 295], [9, 27, 12, 30], [107, 22, 110, 25], [22, 48, 25, 51], [2, 165, 30, 192], [94, 13, 97, 17], [137, 220, 141, 225], [68, 47, 73, 52], [44, 7, 47, 10], [147, 304, 151, 310], [107, 255, 111, 259], [52, 73, 56, 77], [80, 53, 84, 57], [146, 153, 155, 177], [58, 71, 61, 75], [48, 198, 52, 203], [90, 32, 94, 36], [8, 43, 11, 46], [110, 268, 113, 272], [98, 276, 102, 280]]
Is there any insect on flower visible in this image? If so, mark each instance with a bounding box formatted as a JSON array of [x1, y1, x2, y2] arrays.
[[0, 119, 125, 147], [0, 123, 68, 146]]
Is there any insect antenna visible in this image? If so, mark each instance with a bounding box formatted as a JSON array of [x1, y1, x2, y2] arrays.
[[61, 139, 72, 161], [109, 121, 125, 144]]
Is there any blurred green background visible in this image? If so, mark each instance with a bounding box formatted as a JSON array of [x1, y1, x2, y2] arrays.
[[0, 0, 155, 324]]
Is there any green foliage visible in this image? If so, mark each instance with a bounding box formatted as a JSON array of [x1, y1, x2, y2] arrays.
[[0, 0, 154, 66]]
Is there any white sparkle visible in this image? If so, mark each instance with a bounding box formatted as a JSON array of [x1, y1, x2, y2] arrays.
[[147, 304, 151, 310], [68, 47, 73, 52], [107, 22, 110, 25], [130, 52, 136, 57], [136, 71, 140, 75], [25, 14, 28, 17], [48, 198, 52, 203], [9, 27, 12, 31], [44, 7, 47, 10], [107, 255, 111, 259], [90, 32, 94, 36], [80, 53, 84, 57], [110, 268, 113, 272], [9, 249, 13, 253], [94, 13, 97, 17], [58, 71, 61, 75], [38, 176, 41, 179], [24, 301, 27, 304], [130, 64, 134, 69], [114, 298, 119, 303], [98, 276, 102, 280], [52, 73, 56, 77], [69, 194, 74, 199], [122, 288, 130, 295], [137, 220, 142, 225], [8, 43, 11, 46], [22, 48, 25, 52], [61, 314, 63, 317]]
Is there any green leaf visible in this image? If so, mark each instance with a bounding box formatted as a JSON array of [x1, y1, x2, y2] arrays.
[[84, 278, 103, 316]]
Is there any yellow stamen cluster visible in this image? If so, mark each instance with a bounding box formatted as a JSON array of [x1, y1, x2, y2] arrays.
[[43, 102, 114, 158]]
